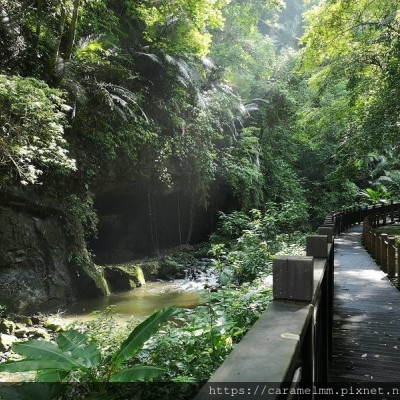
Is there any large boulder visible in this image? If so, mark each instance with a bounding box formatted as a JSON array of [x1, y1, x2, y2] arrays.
[[158, 256, 184, 280], [137, 261, 160, 281], [103, 265, 146, 292]]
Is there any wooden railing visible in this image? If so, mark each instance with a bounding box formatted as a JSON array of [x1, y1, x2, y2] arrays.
[[361, 203, 400, 282], [195, 202, 400, 399]]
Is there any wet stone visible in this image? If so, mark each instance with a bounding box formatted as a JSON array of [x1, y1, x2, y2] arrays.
[[0, 319, 16, 335], [0, 334, 17, 352], [14, 328, 29, 338]]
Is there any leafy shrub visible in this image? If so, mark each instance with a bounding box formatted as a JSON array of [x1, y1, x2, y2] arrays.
[[212, 211, 251, 241], [71, 306, 140, 359], [0, 307, 176, 385], [0, 75, 76, 186], [210, 202, 307, 282], [140, 275, 272, 382], [358, 185, 393, 204]]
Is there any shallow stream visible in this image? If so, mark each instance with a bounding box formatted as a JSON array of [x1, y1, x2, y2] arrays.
[[62, 262, 217, 323]]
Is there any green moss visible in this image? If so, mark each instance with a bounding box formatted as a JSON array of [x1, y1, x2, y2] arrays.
[[134, 261, 160, 281], [87, 266, 110, 296], [135, 266, 146, 286]]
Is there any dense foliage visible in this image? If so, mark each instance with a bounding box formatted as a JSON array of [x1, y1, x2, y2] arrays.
[[300, 0, 400, 205], [0, 75, 75, 185], [0, 0, 308, 230], [2, 0, 397, 234]]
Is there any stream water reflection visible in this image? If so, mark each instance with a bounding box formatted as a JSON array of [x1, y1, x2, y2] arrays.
[[63, 280, 205, 323]]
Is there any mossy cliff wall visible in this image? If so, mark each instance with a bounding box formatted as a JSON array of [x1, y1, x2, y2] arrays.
[[0, 194, 108, 313]]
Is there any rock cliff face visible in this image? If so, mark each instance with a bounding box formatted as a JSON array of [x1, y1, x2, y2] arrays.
[[0, 195, 108, 313], [90, 161, 235, 264]]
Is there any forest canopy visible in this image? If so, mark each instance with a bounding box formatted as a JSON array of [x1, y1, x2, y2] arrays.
[[0, 0, 399, 251]]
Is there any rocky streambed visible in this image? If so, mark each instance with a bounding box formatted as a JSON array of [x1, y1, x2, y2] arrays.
[[0, 313, 66, 363]]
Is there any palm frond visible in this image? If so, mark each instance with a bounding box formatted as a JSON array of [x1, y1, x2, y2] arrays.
[[95, 82, 147, 122]]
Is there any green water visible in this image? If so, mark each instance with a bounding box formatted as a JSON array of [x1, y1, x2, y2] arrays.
[[63, 281, 204, 323]]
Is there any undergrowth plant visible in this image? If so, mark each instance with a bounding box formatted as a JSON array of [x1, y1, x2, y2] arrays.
[[210, 203, 307, 283], [0, 307, 177, 398], [139, 274, 273, 382]]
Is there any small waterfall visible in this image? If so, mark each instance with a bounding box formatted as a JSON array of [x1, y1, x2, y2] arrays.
[[179, 259, 218, 291]]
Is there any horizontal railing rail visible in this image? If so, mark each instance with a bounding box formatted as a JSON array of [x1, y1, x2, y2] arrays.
[[196, 201, 400, 399]]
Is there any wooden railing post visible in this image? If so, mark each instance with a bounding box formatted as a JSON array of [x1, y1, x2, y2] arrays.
[[374, 232, 380, 261], [387, 237, 396, 278], [370, 229, 374, 256], [380, 233, 388, 273], [367, 228, 373, 253], [375, 212, 380, 227], [396, 243, 400, 288], [372, 204, 376, 227], [390, 200, 395, 224], [365, 219, 372, 250], [362, 217, 368, 245], [337, 212, 343, 234], [364, 205, 369, 222], [397, 243, 400, 288], [382, 206, 387, 225]]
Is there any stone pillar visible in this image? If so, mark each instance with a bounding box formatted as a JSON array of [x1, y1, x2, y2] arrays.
[[273, 257, 314, 301]]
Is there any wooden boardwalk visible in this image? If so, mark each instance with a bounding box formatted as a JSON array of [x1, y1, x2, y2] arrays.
[[330, 225, 400, 382]]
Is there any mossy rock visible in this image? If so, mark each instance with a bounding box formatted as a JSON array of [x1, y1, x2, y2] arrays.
[[44, 322, 64, 333], [137, 261, 160, 281], [78, 263, 110, 297], [15, 316, 33, 327], [158, 256, 184, 280], [103, 265, 145, 292], [29, 327, 50, 340], [0, 319, 15, 334]]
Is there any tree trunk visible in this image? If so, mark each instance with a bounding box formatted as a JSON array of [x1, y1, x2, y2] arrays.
[[52, 1, 66, 71], [32, 0, 42, 53], [64, 0, 80, 60], [186, 194, 196, 245], [177, 191, 182, 246]]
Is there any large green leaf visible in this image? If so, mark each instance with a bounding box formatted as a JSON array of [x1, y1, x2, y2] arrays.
[[11, 340, 84, 368], [56, 329, 101, 368], [35, 369, 69, 382], [112, 307, 177, 366], [0, 360, 75, 373], [109, 366, 164, 382]]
